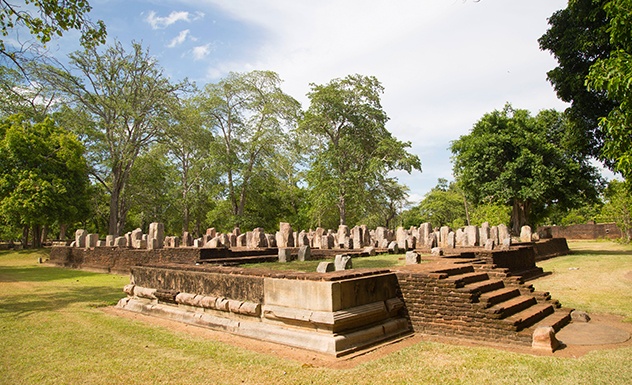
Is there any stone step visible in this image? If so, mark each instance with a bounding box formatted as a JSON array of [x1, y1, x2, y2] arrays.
[[505, 303, 555, 331], [479, 287, 521, 308], [459, 279, 505, 296], [487, 295, 537, 318], [529, 307, 573, 333], [445, 272, 490, 288], [432, 265, 475, 277]]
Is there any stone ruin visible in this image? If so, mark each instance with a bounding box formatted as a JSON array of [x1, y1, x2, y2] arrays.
[[54, 221, 573, 356]]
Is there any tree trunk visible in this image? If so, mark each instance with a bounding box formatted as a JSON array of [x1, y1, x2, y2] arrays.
[[59, 223, 68, 240], [338, 194, 346, 226], [511, 199, 531, 234], [40, 225, 48, 245], [21, 226, 29, 248], [32, 225, 42, 248]]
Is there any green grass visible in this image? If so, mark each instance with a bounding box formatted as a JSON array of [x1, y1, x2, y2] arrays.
[[1, 242, 632, 384]]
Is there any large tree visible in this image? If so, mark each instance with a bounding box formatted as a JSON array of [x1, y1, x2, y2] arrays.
[[539, 0, 617, 160], [198, 70, 301, 228], [39, 41, 187, 235], [450, 104, 602, 234], [587, 0, 632, 181], [0, 115, 90, 247], [300, 74, 421, 227]]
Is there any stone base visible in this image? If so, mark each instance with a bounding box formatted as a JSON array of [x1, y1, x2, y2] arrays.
[[117, 297, 410, 356]]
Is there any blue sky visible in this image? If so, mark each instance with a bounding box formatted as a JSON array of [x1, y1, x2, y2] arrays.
[[45, 0, 587, 203]]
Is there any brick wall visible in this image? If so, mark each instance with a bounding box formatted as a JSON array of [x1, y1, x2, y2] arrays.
[[538, 223, 621, 240]]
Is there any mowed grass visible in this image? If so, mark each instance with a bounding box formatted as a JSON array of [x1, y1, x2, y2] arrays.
[[0, 242, 631, 385]]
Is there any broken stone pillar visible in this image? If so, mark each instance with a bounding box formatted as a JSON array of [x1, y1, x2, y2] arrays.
[[405, 251, 421, 265], [361, 224, 370, 247], [497, 224, 510, 245], [520, 225, 532, 243], [277, 222, 294, 247], [351, 226, 363, 250], [464, 225, 479, 246], [75, 229, 87, 248], [532, 326, 560, 352], [480, 222, 490, 246], [490, 226, 499, 246], [182, 231, 193, 247], [219, 233, 230, 248], [236, 233, 247, 247], [426, 232, 438, 248], [131, 229, 143, 249], [387, 241, 399, 254], [396, 227, 408, 250], [321, 234, 334, 250], [455, 228, 466, 247], [316, 262, 335, 273], [375, 227, 389, 249], [250, 228, 267, 248], [86, 233, 99, 249], [431, 247, 443, 256], [334, 254, 352, 271], [147, 222, 164, 250], [105, 235, 115, 247], [297, 245, 311, 261], [484, 239, 495, 250], [419, 222, 432, 247], [265, 234, 276, 248], [446, 231, 456, 248], [278, 248, 292, 263], [114, 236, 127, 247], [439, 226, 451, 248]]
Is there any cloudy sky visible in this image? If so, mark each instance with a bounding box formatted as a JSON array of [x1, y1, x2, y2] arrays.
[[49, 0, 573, 203]]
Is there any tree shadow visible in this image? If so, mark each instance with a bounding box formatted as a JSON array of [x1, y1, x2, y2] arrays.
[[0, 266, 110, 282], [0, 285, 124, 317], [569, 249, 632, 257]]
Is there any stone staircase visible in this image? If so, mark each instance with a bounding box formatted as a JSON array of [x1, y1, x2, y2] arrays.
[[396, 263, 572, 345]]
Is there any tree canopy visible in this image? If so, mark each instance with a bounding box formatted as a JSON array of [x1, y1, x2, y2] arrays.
[[450, 104, 602, 234], [0, 114, 90, 246], [539, 0, 616, 161], [300, 74, 421, 227], [587, 0, 632, 182]]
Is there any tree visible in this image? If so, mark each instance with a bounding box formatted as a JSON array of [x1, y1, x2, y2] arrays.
[[198, 70, 301, 228], [587, 0, 632, 181], [599, 179, 632, 241], [300, 74, 421, 227], [1, 0, 106, 69], [450, 104, 602, 234], [404, 179, 467, 229], [163, 96, 218, 234], [0, 114, 90, 247], [539, 0, 617, 161], [39, 41, 187, 235]]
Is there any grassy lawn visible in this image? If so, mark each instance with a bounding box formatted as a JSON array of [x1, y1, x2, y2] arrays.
[[1, 241, 631, 384]]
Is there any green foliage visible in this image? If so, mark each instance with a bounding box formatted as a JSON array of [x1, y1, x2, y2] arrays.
[[587, 0, 632, 181], [198, 70, 302, 229], [469, 203, 510, 228], [0, 114, 90, 245], [539, 0, 616, 160], [300, 74, 421, 227], [451, 105, 602, 233], [599, 179, 632, 241], [39, 41, 188, 235], [404, 179, 466, 229], [0, 0, 106, 54]]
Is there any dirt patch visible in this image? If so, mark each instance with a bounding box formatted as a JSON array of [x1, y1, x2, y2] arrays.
[[624, 271, 632, 281], [102, 307, 632, 368]]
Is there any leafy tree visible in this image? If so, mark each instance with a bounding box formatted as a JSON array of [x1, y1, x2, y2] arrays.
[[300, 74, 421, 227], [599, 179, 632, 241], [0, 114, 90, 247], [469, 203, 511, 228], [198, 70, 301, 228], [1, 0, 106, 68], [39, 41, 188, 235], [539, 0, 617, 160], [450, 105, 602, 234], [163, 96, 218, 234], [403, 179, 467, 229], [587, 0, 632, 181]]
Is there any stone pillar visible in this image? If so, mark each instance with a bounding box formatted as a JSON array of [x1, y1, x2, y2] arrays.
[[75, 229, 87, 248], [464, 225, 479, 247], [147, 222, 164, 250], [419, 222, 432, 247], [520, 225, 532, 243]]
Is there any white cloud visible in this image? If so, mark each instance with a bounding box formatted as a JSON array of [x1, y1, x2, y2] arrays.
[[167, 29, 190, 47], [197, 0, 569, 196], [145, 10, 203, 29], [192, 43, 212, 60]]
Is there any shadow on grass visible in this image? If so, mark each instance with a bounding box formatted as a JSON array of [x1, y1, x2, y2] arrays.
[[0, 285, 124, 317], [0, 266, 107, 282]]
